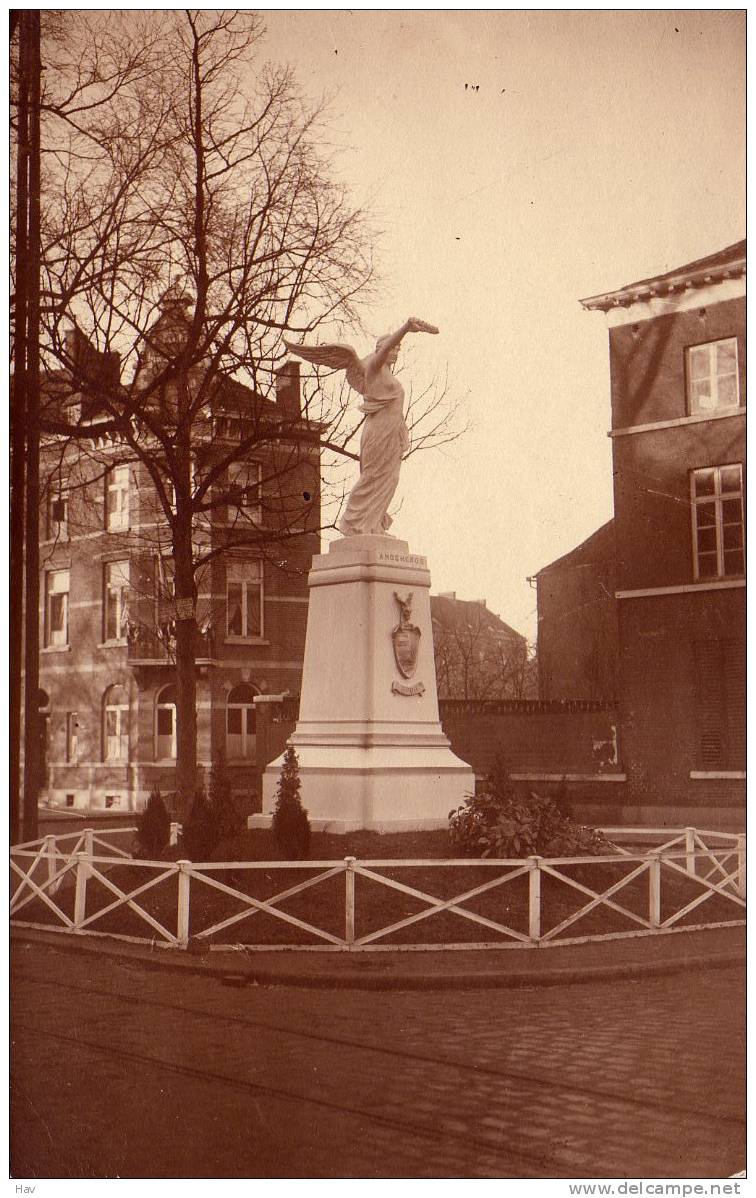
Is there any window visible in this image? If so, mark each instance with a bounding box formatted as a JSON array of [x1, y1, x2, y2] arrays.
[[104, 560, 130, 642], [686, 338, 739, 414], [65, 794, 75, 808], [226, 684, 258, 759], [227, 462, 262, 524], [156, 684, 177, 759], [104, 794, 122, 810], [47, 483, 69, 541], [45, 569, 70, 647], [104, 685, 129, 762], [106, 465, 130, 531], [154, 553, 175, 636], [66, 712, 79, 762], [226, 561, 263, 639], [691, 464, 744, 580]]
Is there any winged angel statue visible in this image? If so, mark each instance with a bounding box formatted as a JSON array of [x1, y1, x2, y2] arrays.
[[284, 317, 438, 537]]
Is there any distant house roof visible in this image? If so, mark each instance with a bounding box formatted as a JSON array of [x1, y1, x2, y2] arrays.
[[430, 594, 525, 643], [534, 519, 616, 577], [580, 240, 746, 312]]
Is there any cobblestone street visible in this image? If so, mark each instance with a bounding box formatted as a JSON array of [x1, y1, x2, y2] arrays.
[[10, 940, 745, 1179]]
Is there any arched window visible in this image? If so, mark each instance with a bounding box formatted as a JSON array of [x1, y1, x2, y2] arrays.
[[226, 683, 258, 760], [156, 684, 177, 760], [104, 685, 129, 762]]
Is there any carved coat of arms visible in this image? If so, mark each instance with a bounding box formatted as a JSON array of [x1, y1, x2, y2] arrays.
[[391, 591, 421, 679]]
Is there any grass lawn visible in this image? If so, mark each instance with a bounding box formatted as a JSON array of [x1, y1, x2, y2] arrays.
[[11, 827, 743, 950]]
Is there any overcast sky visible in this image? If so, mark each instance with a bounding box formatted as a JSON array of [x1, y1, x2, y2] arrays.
[[259, 9, 745, 640]]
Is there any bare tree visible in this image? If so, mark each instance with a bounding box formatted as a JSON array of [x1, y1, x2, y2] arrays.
[[432, 597, 534, 701], [29, 12, 463, 813]]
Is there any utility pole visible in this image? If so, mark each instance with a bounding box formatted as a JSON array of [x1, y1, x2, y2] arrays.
[[23, 9, 42, 841], [11, 11, 42, 842], [11, 11, 30, 844]]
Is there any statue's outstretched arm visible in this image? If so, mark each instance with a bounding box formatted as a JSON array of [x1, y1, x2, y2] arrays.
[[371, 317, 439, 369], [283, 338, 365, 393]]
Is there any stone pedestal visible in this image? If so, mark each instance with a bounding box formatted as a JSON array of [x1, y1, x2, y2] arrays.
[[250, 535, 475, 833]]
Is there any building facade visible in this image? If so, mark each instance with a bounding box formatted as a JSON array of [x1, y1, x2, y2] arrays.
[[573, 240, 745, 825], [534, 520, 619, 702], [39, 311, 320, 814]]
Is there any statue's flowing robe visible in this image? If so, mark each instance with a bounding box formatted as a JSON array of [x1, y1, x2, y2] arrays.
[[339, 374, 409, 536]]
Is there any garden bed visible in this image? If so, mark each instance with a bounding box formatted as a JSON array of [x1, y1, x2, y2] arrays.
[[11, 828, 743, 950]]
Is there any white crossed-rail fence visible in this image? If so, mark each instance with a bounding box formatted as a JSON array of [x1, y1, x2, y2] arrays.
[[10, 825, 745, 953]]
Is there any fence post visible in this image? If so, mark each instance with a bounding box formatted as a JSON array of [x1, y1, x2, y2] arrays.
[[177, 861, 191, 948], [73, 852, 88, 929], [344, 857, 356, 947], [649, 853, 661, 928], [736, 834, 746, 899], [685, 826, 696, 876], [528, 856, 541, 942], [44, 834, 58, 895], [170, 821, 180, 848]]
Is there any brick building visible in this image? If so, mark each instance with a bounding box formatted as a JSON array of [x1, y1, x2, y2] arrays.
[[534, 520, 618, 701], [38, 301, 319, 813], [537, 241, 745, 827]]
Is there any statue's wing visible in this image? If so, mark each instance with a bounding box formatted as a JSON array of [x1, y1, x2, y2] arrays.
[[284, 339, 365, 394]]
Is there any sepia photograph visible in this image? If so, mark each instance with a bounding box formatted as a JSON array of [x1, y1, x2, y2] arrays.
[[9, 6, 745, 1186]]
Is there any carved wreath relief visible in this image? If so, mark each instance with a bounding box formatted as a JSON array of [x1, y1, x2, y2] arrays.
[[391, 591, 425, 696]]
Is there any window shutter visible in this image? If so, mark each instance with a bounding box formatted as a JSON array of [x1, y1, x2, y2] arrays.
[[724, 638, 745, 768], [693, 640, 726, 769]]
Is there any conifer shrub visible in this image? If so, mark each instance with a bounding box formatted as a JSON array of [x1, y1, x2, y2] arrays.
[[182, 787, 218, 861], [209, 750, 244, 845], [448, 754, 614, 859], [271, 745, 311, 860], [135, 787, 171, 859]]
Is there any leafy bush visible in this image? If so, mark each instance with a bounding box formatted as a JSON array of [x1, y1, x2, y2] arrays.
[[271, 745, 310, 860], [182, 788, 218, 861], [448, 755, 614, 859], [135, 787, 171, 858]]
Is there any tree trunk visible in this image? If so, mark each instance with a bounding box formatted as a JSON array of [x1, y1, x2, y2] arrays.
[[172, 395, 198, 819], [173, 553, 198, 819]]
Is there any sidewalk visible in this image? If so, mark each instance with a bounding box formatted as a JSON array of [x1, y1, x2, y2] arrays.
[[10, 922, 745, 990]]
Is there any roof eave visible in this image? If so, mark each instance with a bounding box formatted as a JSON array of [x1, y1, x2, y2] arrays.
[[580, 254, 746, 313]]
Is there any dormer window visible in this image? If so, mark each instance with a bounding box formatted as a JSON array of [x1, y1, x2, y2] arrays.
[[686, 338, 739, 414]]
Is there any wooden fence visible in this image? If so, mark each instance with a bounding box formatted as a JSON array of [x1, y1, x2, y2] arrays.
[[10, 826, 745, 954]]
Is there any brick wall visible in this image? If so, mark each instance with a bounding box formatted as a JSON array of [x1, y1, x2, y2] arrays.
[[608, 297, 745, 431], [437, 699, 617, 774], [617, 587, 745, 825]]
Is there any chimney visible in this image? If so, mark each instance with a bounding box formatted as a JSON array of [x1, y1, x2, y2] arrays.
[[275, 361, 301, 417], [65, 325, 82, 366]]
